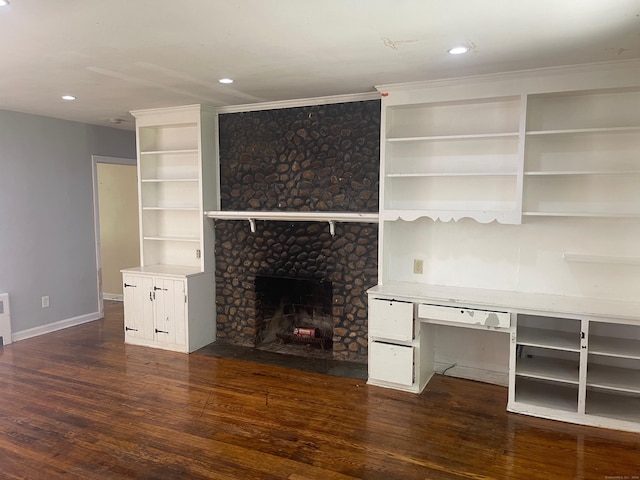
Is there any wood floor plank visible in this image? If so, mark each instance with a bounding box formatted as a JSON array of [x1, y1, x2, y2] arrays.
[[1, 301, 639, 479]]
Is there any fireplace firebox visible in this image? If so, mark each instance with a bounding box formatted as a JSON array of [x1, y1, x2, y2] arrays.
[[255, 275, 333, 353]]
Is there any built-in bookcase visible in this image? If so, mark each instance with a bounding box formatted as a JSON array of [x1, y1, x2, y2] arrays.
[[381, 96, 523, 224], [523, 88, 640, 219], [373, 61, 640, 432], [122, 105, 218, 353], [132, 106, 219, 273]]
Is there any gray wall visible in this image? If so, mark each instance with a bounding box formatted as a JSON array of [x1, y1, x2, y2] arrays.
[[0, 109, 135, 335]]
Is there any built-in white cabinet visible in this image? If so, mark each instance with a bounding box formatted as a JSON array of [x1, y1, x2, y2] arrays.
[[122, 267, 215, 353], [509, 314, 640, 433], [123, 105, 218, 353]]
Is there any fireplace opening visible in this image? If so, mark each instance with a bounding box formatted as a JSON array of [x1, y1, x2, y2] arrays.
[[255, 275, 333, 357]]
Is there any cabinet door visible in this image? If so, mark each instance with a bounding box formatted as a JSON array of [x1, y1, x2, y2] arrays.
[[369, 298, 414, 342], [123, 274, 154, 339], [153, 278, 187, 346]]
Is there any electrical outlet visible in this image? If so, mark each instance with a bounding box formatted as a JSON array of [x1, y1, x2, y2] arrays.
[[413, 259, 424, 274], [41, 296, 50, 308]]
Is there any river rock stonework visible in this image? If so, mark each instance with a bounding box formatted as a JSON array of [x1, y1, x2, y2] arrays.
[[215, 100, 380, 361]]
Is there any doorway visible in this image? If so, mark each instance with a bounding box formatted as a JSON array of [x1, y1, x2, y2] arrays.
[[92, 155, 138, 317]]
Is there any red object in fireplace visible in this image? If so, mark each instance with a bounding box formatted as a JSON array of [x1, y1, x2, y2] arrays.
[[293, 327, 318, 338]]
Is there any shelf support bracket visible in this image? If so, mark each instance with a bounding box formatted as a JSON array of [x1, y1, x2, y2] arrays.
[[328, 220, 336, 237], [248, 218, 256, 233]]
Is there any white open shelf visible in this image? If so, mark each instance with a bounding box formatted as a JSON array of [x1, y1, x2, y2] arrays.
[[140, 148, 199, 155], [526, 126, 640, 136], [141, 178, 199, 183], [522, 211, 640, 218], [586, 390, 640, 423], [143, 206, 200, 211], [589, 335, 640, 359], [525, 170, 640, 176], [387, 132, 519, 142], [515, 377, 578, 413], [517, 327, 580, 352], [387, 172, 516, 178], [587, 364, 640, 394], [138, 122, 199, 152], [143, 235, 200, 243], [563, 253, 640, 265], [516, 356, 580, 385]]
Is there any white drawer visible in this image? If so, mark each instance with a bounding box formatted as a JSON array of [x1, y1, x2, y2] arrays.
[[369, 341, 414, 386], [417, 303, 510, 328], [368, 298, 414, 342]]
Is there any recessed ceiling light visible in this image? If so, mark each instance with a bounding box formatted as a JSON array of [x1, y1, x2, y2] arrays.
[[218, 78, 234, 84], [448, 46, 469, 55], [0, 1, 9, 7], [61, 95, 76, 101]]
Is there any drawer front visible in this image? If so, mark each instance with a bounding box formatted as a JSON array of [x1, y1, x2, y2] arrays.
[[418, 303, 510, 328], [368, 298, 414, 342], [369, 342, 414, 386]]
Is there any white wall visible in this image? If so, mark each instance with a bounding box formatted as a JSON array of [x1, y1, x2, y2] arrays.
[[385, 217, 640, 302], [0, 110, 135, 338], [97, 163, 139, 298]]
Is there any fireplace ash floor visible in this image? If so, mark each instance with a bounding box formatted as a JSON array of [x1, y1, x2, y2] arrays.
[[196, 342, 367, 380]]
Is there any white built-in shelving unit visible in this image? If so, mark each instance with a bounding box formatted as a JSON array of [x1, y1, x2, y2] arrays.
[[121, 105, 218, 353], [510, 315, 640, 431], [523, 88, 640, 219], [381, 95, 523, 225], [369, 60, 640, 432], [135, 107, 218, 271]]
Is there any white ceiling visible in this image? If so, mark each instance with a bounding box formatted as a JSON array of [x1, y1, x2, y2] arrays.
[[1, 0, 639, 130]]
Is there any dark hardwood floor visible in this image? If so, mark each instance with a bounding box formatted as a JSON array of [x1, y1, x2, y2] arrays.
[[0, 301, 638, 479]]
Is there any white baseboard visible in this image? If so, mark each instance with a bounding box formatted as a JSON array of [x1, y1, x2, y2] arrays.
[[103, 293, 123, 301], [12, 311, 101, 343], [434, 361, 508, 387]]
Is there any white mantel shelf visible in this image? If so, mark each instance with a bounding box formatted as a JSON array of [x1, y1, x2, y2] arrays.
[[204, 211, 379, 235]]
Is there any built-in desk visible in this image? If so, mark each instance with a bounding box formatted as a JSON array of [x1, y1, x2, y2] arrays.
[[367, 283, 640, 433]]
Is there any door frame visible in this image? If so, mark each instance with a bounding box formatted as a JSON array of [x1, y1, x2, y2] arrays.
[[91, 155, 137, 317]]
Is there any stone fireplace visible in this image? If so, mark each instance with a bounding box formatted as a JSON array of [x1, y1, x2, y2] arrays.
[[214, 100, 380, 361]]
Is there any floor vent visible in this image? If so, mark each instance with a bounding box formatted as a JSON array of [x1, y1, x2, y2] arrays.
[[0, 293, 11, 346]]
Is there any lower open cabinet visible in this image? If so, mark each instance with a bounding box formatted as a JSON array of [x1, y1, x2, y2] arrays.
[[508, 314, 640, 433]]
